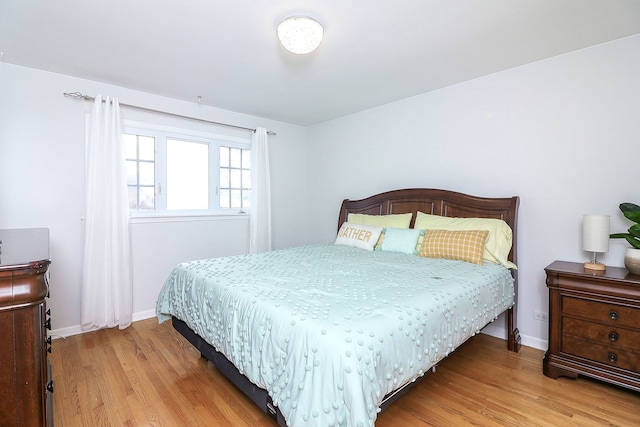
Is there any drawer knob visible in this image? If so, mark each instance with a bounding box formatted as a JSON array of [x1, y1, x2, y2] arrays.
[[609, 332, 619, 342], [608, 311, 619, 321], [44, 318, 51, 330], [46, 380, 54, 393], [608, 352, 618, 363]]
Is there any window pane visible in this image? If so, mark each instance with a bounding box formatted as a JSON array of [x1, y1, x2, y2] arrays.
[[220, 189, 230, 208], [139, 162, 154, 186], [220, 146, 229, 167], [242, 150, 251, 169], [167, 139, 208, 210], [139, 136, 155, 160], [128, 187, 138, 209], [230, 148, 241, 168], [220, 168, 229, 188], [242, 190, 251, 208], [126, 160, 137, 185], [124, 134, 137, 159], [139, 187, 155, 209], [230, 169, 241, 187], [242, 170, 251, 188], [230, 189, 242, 208]]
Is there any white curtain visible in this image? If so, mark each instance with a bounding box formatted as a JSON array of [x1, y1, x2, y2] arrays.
[[249, 127, 272, 253], [81, 95, 133, 331]]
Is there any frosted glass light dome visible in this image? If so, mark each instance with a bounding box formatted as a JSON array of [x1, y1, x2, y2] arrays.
[[277, 16, 324, 54]]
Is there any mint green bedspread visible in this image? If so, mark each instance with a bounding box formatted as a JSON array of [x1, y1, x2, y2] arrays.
[[157, 244, 514, 427]]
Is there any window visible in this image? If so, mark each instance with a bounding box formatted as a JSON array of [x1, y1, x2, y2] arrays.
[[123, 122, 251, 214], [219, 146, 251, 209], [166, 138, 209, 210], [124, 134, 156, 210]]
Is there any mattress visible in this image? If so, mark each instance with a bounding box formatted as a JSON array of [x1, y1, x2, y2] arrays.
[[156, 244, 514, 427]]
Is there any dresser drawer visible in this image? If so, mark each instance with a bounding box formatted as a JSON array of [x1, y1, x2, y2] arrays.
[[562, 317, 640, 352], [562, 296, 640, 329], [562, 334, 640, 372]]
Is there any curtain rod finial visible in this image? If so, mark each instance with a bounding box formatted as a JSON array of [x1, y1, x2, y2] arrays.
[[64, 92, 89, 101]]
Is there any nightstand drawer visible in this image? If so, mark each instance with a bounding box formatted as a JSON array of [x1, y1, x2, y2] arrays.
[[562, 334, 640, 372], [563, 296, 640, 329], [562, 317, 640, 352]]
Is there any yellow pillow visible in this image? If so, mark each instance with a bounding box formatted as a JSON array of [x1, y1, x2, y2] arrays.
[[414, 212, 516, 269], [347, 213, 413, 228], [419, 229, 489, 265]]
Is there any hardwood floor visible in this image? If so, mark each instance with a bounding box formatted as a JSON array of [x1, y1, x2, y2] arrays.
[[51, 318, 640, 426]]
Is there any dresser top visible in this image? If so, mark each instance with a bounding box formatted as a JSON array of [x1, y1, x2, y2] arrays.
[[545, 260, 640, 284], [0, 228, 50, 269]]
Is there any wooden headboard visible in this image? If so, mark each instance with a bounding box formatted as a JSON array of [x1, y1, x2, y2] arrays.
[[338, 187, 519, 265], [338, 187, 521, 352]]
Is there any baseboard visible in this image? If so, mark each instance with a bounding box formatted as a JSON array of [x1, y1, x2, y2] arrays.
[[132, 309, 157, 322], [481, 327, 547, 351], [519, 334, 547, 351], [49, 309, 157, 340]]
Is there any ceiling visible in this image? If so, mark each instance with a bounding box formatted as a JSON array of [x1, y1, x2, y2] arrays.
[[1, 1, 639, 126]]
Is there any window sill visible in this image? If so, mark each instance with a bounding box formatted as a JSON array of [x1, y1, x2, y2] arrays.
[[130, 211, 248, 224]]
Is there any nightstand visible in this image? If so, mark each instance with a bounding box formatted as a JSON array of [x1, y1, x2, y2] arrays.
[[543, 261, 640, 392]]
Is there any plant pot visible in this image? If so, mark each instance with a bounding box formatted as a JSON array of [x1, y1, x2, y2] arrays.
[[624, 248, 640, 275]]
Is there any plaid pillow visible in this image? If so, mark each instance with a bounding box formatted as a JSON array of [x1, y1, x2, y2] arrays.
[[419, 229, 489, 265]]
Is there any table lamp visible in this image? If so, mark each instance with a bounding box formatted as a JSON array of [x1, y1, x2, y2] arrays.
[[583, 214, 610, 271]]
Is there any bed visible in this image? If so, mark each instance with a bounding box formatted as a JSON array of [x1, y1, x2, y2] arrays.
[[156, 188, 520, 427]]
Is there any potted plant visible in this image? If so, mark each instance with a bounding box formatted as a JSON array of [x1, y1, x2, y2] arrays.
[[610, 202, 640, 275]]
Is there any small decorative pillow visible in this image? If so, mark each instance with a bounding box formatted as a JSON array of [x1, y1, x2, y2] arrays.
[[379, 227, 424, 255], [419, 229, 489, 265], [335, 222, 383, 251]]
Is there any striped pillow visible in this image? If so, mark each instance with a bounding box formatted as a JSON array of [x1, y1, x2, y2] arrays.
[[419, 229, 489, 265]]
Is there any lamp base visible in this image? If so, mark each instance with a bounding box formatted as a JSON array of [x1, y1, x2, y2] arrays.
[[584, 261, 606, 272]]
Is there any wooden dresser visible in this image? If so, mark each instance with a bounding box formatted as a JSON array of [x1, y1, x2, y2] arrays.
[[0, 228, 53, 426], [543, 260, 640, 392]]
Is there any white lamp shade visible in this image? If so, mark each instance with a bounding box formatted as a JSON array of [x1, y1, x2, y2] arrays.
[[277, 16, 324, 54], [583, 214, 610, 253]]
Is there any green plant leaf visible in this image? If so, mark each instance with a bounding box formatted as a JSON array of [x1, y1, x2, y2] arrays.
[[624, 235, 640, 249], [620, 202, 640, 223], [612, 203, 640, 248]]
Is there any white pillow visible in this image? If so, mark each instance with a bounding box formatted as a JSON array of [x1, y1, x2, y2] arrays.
[[335, 222, 383, 251]]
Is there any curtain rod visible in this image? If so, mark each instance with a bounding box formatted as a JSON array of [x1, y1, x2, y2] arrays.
[[63, 92, 276, 136]]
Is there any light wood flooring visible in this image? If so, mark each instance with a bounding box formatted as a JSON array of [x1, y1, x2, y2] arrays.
[[51, 318, 640, 426]]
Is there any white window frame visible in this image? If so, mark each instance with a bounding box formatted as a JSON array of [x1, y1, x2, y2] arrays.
[[123, 120, 251, 221]]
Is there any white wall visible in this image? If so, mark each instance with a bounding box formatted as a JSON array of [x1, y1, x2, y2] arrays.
[[0, 63, 307, 335], [304, 35, 640, 350]]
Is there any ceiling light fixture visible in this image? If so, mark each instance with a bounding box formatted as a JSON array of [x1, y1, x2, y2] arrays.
[[277, 16, 323, 54]]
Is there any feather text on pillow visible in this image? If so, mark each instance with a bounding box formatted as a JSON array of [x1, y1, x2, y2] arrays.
[[335, 222, 383, 251]]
